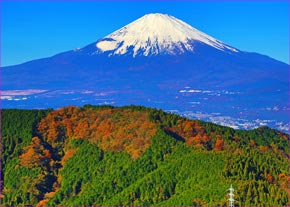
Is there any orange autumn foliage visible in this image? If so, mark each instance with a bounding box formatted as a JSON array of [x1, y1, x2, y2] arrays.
[[38, 107, 157, 158], [249, 139, 255, 147], [214, 139, 224, 151], [36, 199, 49, 207], [20, 137, 50, 169], [61, 148, 78, 166], [259, 145, 269, 153], [278, 173, 290, 191], [44, 191, 56, 199], [43, 150, 52, 159], [168, 120, 212, 149], [234, 148, 244, 155], [266, 173, 274, 183]]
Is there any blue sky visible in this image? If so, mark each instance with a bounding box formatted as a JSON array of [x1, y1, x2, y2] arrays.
[[1, 1, 289, 66]]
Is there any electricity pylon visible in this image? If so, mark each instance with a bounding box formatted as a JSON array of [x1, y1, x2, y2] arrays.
[[228, 184, 235, 207]]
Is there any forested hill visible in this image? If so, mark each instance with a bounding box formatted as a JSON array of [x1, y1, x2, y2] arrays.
[[1, 105, 289, 206]]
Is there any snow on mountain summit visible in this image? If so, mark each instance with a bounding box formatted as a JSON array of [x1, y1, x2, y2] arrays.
[[95, 13, 238, 57]]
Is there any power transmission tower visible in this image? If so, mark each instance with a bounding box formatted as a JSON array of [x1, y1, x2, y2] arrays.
[[228, 184, 235, 207]]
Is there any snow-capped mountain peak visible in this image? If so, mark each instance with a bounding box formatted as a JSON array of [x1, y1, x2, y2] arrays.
[[95, 13, 238, 57]]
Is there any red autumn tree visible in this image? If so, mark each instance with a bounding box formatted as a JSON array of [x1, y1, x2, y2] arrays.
[[214, 139, 224, 151]]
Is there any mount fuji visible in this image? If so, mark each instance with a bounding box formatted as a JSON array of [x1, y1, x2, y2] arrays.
[[94, 13, 238, 56], [2, 13, 289, 132]]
